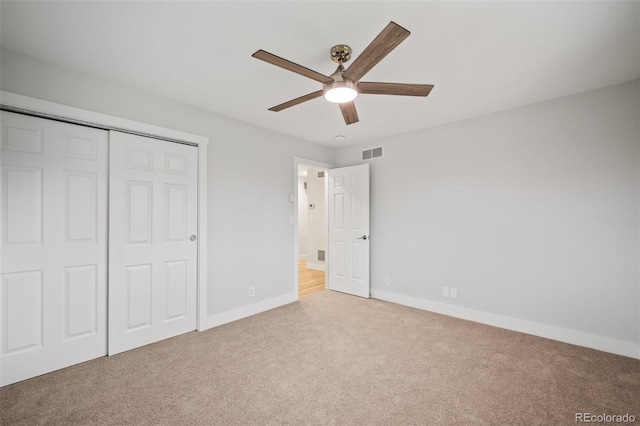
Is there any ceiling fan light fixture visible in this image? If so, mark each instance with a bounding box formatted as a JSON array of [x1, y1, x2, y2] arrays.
[[323, 80, 358, 104]]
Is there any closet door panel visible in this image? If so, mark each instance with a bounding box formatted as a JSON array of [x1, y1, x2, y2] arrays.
[[108, 131, 197, 356], [0, 112, 108, 386]]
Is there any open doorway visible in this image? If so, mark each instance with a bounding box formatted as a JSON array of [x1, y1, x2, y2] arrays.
[[295, 160, 329, 297]]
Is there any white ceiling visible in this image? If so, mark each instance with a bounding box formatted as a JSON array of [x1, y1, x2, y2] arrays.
[[1, 1, 638, 147]]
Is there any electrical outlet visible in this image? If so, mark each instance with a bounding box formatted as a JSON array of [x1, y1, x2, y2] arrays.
[[249, 287, 255, 297], [441, 286, 450, 297], [384, 276, 390, 286], [450, 288, 458, 300]]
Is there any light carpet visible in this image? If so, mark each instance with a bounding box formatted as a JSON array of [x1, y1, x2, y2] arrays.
[[1, 290, 639, 425]]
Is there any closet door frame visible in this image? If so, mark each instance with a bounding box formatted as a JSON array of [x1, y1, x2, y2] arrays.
[[0, 91, 209, 331]]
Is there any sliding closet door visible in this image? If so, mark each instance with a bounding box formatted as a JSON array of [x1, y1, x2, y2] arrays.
[[1, 111, 108, 386], [108, 131, 198, 356]]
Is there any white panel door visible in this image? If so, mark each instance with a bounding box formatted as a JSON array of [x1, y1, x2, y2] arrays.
[[108, 131, 197, 355], [328, 164, 370, 298], [0, 111, 108, 386]]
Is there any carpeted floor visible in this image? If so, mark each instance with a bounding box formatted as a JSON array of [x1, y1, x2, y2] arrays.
[[1, 290, 639, 425]]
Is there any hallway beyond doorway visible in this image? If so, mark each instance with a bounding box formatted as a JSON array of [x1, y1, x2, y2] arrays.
[[298, 259, 325, 297]]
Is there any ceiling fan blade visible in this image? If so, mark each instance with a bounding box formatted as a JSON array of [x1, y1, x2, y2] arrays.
[[252, 50, 333, 84], [359, 82, 434, 97], [342, 22, 410, 82], [268, 90, 324, 112], [339, 101, 359, 125]]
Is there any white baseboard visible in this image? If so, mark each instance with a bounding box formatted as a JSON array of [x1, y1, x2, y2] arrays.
[[306, 262, 325, 271], [201, 292, 297, 330], [371, 289, 640, 360], [298, 254, 307, 260]]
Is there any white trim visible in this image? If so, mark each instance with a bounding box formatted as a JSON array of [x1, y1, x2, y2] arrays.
[[1, 91, 210, 332], [371, 289, 640, 360], [201, 292, 297, 329], [292, 157, 332, 299], [306, 262, 326, 271], [196, 139, 208, 331], [293, 157, 333, 171], [0, 91, 207, 145], [298, 254, 307, 260]]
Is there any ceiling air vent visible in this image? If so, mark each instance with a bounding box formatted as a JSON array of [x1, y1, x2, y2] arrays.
[[317, 171, 325, 178], [362, 147, 383, 160]]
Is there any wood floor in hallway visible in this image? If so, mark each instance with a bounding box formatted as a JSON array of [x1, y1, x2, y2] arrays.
[[298, 259, 325, 297]]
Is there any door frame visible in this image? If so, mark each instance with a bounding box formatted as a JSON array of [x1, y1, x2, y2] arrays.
[[0, 91, 210, 331], [293, 157, 331, 298]]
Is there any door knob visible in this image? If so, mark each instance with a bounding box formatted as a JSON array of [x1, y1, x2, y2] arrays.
[[190, 235, 197, 241], [356, 235, 368, 240]]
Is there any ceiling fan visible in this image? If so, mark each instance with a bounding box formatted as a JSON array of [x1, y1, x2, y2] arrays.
[[252, 21, 434, 125]]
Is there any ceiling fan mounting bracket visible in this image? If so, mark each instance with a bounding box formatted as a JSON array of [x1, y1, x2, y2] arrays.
[[330, 45, 352, 64]]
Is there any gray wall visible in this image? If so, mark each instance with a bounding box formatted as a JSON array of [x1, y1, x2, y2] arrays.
[[0, 48, 334, 317], [335, 80, 640, 346]]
